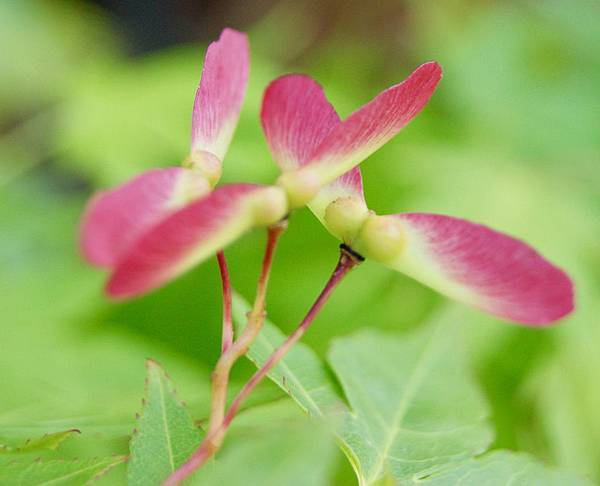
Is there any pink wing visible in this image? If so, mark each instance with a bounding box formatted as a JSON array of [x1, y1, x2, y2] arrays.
[[261, 74, 340, 171], [80, 168, 209, 268], [261, 74, 364, 225], [191, 28, 250, 160], [384, 213, 574, 325], [106, 184, 287, 299], [301, 62, 442, 187]]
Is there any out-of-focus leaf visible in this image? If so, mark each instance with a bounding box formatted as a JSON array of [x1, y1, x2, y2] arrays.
[[412, 0, 600, 161], [233, 295, 493, 485], [523, 271, 600, 480], [0, 180, 211, 460], [0, 429, 80, 455], [0, 1, 118, 117], [0, 455, 126, 485], [127, 360, 201, 486], [418, 450, 593, 485], [191, 401, 337, 486]]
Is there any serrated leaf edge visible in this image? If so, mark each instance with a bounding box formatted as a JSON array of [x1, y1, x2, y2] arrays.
[[128, 359, 199, 476], [0, 455, 127, 485], [0, 429, 81, 455]]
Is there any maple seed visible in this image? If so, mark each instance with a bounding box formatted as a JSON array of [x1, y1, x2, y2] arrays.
[[276, 169, 321, 209], [355, 214, 406, 263], [324, 196, 369, 244], [183, 150, 223, 187]]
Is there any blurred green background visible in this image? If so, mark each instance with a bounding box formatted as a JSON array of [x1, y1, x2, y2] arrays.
[[1, 0, 599, 483]]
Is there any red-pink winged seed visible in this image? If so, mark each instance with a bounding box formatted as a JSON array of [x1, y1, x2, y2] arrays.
[[304, 62, 443, 180], [396, 213, 574, 325], [191, 28, 249, 159], [105, 184, 273, 299], [261, 72, 365, 211], [261, 74, 341, 171], [80, 168, 208, 268]]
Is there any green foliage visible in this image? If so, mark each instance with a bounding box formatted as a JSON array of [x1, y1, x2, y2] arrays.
[[0, 180, 213, 464], [0, 456, 126, 485], [234, 294, 591, 484], [419, 450, 593, 485], [127, 360, 201, 486], [328, 325, 491, 484], [0, 1, 117, 117]]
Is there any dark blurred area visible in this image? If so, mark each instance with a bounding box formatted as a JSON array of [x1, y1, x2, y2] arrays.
[[87, 0, 417, 66], [89, 0, 278, 54]]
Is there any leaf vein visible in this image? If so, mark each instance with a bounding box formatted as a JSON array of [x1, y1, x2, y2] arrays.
[[158, 376, 175, 471], [366, 327, 441, 483]]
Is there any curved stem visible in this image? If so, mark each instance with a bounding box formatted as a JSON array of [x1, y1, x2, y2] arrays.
[[216, 251, 233, 354], [207, 222, 286, 433], [164, 220, 287, 486], [224, 245, 362, 427], [165, 245, 362, 485]]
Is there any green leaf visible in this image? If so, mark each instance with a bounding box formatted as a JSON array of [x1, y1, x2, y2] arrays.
[[191, 400, 337, 486], [234, 294, 593, 484], [0, 456, 126, 485], [233, 295, 493, 485], [418, 450, 594, 485], [330, 324, 492, 484], [127, 360, 201, 486], [0, 429, 80, 455]]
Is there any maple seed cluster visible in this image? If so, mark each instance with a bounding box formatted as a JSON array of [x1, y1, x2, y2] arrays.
[[79, 27, 574, 485], [81, 27, 572, 325]]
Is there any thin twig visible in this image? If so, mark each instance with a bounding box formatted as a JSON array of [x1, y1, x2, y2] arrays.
[[216, 251, 233, 354], [164, 220, 288, 486]]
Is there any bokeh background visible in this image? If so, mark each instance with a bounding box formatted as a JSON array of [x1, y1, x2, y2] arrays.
[[1, 0, 599, 484]]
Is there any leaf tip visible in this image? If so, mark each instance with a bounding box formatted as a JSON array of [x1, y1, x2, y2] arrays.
[[145, 358, 163, 371]]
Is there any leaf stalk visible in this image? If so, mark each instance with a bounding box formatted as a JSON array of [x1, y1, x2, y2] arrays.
[[216, 251, 233, 354]]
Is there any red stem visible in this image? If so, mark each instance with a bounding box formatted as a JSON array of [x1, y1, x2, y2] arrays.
[[223, 245, 362, 427], [217, 251, 233, 354], [164, 221, 288, 486]]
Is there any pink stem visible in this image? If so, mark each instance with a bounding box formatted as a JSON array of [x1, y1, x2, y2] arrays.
[[164, 221, 288, 486], [217, 251, 233, 354], [223, 245, 362, 427]]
